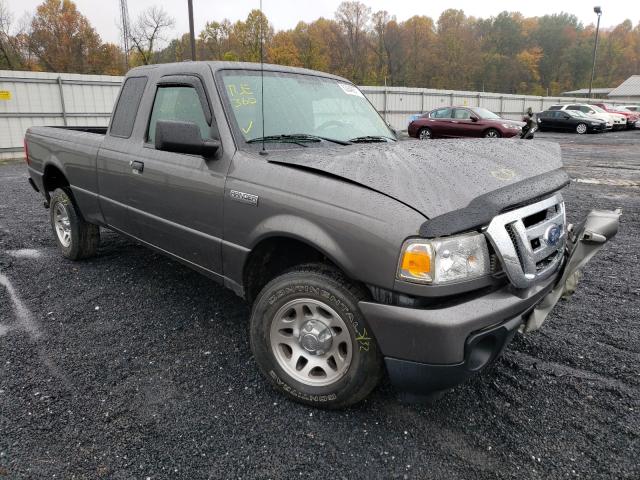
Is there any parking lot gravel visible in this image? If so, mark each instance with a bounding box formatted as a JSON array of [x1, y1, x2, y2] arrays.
[[1, 130, 639, 479]]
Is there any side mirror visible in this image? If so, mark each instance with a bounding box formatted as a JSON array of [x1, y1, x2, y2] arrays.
[[563, 114, 571, 119], [470, 115, 479, 122], [154, 120, 220, 157]]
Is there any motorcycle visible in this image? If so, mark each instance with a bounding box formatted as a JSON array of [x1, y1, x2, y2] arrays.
[[519, 111, 537, 139]]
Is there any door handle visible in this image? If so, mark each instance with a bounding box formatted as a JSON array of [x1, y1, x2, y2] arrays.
[[129, 160, 144, 174]]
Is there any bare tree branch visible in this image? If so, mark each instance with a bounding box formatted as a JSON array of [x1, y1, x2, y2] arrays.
[[129, 6, 175, 65]]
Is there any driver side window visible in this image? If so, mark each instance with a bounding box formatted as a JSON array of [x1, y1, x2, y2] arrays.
[[147, 86, 211, 144]]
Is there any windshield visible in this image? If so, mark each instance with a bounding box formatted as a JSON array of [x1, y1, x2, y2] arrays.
[[590, 105, 607, 114], [219, 70, 395, 144], [471, 107, 501, 119], [568, 110, 587, 117]]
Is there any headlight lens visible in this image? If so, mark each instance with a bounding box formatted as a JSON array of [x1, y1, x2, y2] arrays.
[[501, 123, 520, 129], [398, 233, 490, 284]]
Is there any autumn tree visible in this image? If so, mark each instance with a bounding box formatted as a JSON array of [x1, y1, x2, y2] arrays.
[[129, 6, 175, 65], [200, 20, 233, 60], [27, 0, 114, 73], [400, 15, 436, 87], [335, 1, 372, 83], [0, 0, 24, 68]]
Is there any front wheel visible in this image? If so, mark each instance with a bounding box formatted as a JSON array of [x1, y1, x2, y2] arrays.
[[49, 188, 100, 260], [576, 123, 588, 134], [484, 128, 501, 138], [250, 264, 383, 408], [418, 127, 432, 140]]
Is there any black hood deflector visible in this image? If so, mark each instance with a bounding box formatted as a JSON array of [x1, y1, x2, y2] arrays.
[[266, 139, 566, 230]]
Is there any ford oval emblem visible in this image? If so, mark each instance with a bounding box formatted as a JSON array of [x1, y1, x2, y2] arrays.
[[544, 224, 563, 246]]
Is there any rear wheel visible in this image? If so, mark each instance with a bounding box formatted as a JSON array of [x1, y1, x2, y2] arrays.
[[49, 188, 100, 260], [576, 123, 588, 134], [483, 128, 501, 138], [250, 264, 383, 408], [418, 127, 432, 140]]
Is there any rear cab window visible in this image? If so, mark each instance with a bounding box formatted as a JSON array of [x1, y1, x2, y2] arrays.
[[110, 77, 148, 138]]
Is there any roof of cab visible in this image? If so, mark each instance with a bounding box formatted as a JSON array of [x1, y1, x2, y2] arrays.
[[127, 61, 351, 84]]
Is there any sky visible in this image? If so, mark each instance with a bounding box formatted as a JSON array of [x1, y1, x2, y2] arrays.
[[5, 0, 639, 46]]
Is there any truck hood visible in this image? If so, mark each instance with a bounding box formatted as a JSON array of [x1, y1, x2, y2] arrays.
[[267, 139, 564, 219]]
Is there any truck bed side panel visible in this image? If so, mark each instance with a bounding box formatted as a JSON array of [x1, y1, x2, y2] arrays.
[[26, 126, 104, 224]]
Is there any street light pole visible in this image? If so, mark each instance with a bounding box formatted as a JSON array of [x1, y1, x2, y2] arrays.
[[588, 6, 602, 99], [188, 0, 196, 61]]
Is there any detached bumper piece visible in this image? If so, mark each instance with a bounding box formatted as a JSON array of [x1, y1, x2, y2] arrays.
[[523, 208, 621, 332]]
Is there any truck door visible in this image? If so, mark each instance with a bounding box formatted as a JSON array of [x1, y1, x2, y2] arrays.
[[126, 75, 227, 277], [97, 76, 149, 233]]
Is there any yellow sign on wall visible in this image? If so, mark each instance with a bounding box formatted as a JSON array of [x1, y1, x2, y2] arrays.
[[0, 90, 11, 100]]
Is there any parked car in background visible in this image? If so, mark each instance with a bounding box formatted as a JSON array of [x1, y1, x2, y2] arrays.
[[622, 105, 639, 112], [591, 103, 640, 129], [537, 109, 608, 134], [548, 104, 622, 130], [408, 107, 524, 139]]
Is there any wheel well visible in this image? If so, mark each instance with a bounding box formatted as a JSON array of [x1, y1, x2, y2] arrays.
[[243, 237, 331, 303], [43, 165, 69, 196]]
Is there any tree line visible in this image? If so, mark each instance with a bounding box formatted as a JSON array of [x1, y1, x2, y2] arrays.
[[1, 0, 639, 95]]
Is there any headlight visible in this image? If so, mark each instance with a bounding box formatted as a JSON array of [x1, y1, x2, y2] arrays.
[[397, 233, 490, 284], [501, 123, 520, 129]]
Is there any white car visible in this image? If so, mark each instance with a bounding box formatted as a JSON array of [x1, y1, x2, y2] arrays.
[[549, 104, 625, 130]]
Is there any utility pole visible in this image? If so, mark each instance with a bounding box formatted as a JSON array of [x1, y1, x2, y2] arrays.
[[119, 0, 131, 69], [588, 6, 602, 99], [188, 0, 196, 61]]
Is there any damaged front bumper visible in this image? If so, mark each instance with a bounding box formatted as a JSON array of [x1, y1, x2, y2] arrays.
[[523, 208, 621, 332], [359, 208, 621, 396]]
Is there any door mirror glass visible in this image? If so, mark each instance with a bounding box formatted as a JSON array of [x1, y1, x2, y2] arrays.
[[155, 120, 220, 156]]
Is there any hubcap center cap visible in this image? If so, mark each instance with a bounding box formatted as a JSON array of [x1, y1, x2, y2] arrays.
[[298, 320, 332, 355]]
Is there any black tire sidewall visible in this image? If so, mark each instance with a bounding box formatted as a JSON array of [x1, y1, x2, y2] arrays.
[[250, 268, 382, 408], [50, 188, 83, 259], [485, 129, 501, 138], [418, 127, 431, 139]]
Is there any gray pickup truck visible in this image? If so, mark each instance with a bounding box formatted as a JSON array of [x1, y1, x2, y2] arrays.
[[24, 62, 620, 408]]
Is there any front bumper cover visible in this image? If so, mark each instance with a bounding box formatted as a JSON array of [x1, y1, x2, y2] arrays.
[[360, 208, 621, 395]]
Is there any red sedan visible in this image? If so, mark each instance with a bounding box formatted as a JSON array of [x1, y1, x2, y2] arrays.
[[408, 107, 525, 139]]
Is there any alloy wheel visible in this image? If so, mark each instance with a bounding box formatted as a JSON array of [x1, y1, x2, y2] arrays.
[[270, 298, 353, 387]]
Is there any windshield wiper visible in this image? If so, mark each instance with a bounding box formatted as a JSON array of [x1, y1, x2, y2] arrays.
[[348, 135, 394, 143], [247, 134, 350, 146]]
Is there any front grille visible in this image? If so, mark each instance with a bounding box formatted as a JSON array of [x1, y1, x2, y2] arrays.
[[484, 194, 566, 289]]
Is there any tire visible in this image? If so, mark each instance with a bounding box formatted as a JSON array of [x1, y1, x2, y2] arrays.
[[250, 264, 383, 409], [576, 123, 588, 134], [417, 127, 432, 140], [483, 128, 501, 138], [49, 188, 100, 260]]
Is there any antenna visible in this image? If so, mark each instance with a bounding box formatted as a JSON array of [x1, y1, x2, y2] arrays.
[[119, 0, 131, 70], [258, 0, 267, 155]]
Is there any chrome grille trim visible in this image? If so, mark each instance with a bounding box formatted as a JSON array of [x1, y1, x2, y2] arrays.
[[484, 193, 566, 288]]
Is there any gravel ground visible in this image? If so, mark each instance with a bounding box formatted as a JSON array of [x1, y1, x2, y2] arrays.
[[1, 130, 639, 479]]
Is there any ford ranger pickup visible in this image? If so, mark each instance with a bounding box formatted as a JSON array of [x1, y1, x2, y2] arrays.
[[24, 62, 620, 408]]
